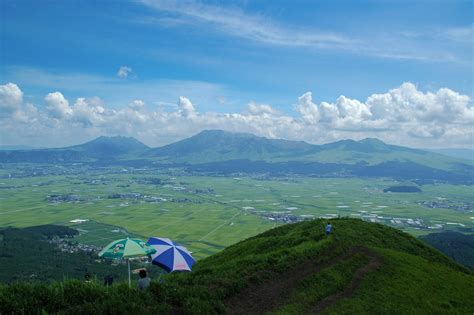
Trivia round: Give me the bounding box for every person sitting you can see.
[103,275,113,286]
[325,222,332,235]
[137,269,151,290]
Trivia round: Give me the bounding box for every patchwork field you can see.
[0,164,473,259]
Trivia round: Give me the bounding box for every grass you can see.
[1,218,473,314]
[324,248,474,314]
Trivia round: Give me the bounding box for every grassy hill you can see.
[1,218,473,314]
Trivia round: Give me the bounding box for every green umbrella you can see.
[98,238,156,288]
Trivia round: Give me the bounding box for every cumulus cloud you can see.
[367,82,473,124]
[295,92,319,124]
[247,101,280,116]
[129,99,145,110]
[117,66,132,79]
[0,82,472,149]
[45,92,72,118]
[71,97,107,127]
[0,83,40,126]
[0,83,23,113]
[177,96,196,117]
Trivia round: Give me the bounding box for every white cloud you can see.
[117,66,133,79]
[138,1,470,63]
[139,0,348,48]
[367,82,473,124]
[45,92,72,118]
[247,101,280,116]
[295,92,319,124]
[0,84,42,144]
[0,83,23,113]
[177,96,196,117]
[0,82,472,149]
[6,66,227,112]
[129,99,145,110]
[71,97,107,127]
[11,103,39,124]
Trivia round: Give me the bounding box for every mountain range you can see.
[1,130,473,183]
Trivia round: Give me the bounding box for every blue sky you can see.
[0,0,473,147]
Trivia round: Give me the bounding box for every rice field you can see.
[0,165,473,259]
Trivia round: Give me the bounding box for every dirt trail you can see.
[308,249,382,314]
[225,247,381,315]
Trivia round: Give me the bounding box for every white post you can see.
[128,259,131,288]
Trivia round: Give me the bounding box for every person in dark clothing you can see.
[104,275,113,286]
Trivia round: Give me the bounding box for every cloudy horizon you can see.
[1,0,472,149]
[1,81,472,150]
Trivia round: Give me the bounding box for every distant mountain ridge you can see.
[147,130,418,160]
[66,136,149,156]
[0,145,38,151]
[0,130,472,183]
[0,136,149,163]
[146,130,314,162]
[428,148,474,161]
[145,130,466,168]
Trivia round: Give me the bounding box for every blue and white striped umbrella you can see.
[147,237,196,273]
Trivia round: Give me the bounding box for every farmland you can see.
[0,164,473,259]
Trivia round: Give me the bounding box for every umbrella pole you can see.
[128,259,131,288]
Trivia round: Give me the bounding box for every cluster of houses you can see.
[46,194,81,203]
[108,193,166,202]
[250,210,315,224]
[107,192,197,204]
[418,199,473,213]
[48,236,102,255]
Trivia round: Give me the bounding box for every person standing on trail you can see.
[325,222,332,235]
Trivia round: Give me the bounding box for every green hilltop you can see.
[2,218,473,314]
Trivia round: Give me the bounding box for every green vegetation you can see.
[420,231,474,269]
[2,131,473,174]
[0,225,162,284]
[383,185,422,193]
[1,165,473,260]
[0,132,473,312]
[1,219,473,314]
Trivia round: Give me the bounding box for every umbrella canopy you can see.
[98,238,156,288]
[147,237,196,273]
[98,238,156,259]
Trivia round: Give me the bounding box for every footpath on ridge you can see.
[225,247,382,315]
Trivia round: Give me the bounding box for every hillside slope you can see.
[420,231,474,270]
[145,130,471,170]
[145,130,314,162]
[1,219,473,314]
[0,136,149,163]
[1,131,472,183]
